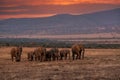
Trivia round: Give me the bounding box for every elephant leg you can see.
[43,55,46,61]
[42,56,43,62]
[54,57,56,61]
[76,54,79,60]
[15,57,17,62]
[11,56,14,61]
[40,56,43,62]
[82,52,84,59]
[78,50,81,59]
[48,57,50,61]
[53,57,55,61]
[35,55,39,61]
[31,55,33,61]
[56,57,58,61]
[55,56,56,61]
[19,55,21,61]
[48,55,50,61]
[51,57,53,61]
[28,55,29,60]
[61,54,64,60]
[53,56,55,61]
[65,55,67,60]
[40,56,42,62]
[35,56,37,61]
[15,57,19,62]
[60,56,62,60]
[79,53,81,59]
[67,53,70,60]
[45,57,47,61]
[64,56,66,60]
[41,56,43,62]
[49,56,51,61]
[72,53,75,60]
[42,56,44,61]
[40,56,42,61]
[50,58,52,61]
[65,53,69,59]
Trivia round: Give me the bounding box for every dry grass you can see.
[0,47,120,80]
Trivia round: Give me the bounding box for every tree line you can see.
[0,38,120,49]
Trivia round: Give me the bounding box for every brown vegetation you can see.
[0,47,120,80]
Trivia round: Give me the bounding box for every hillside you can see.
[0,8,120,38]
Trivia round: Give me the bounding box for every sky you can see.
[0,0,120,19]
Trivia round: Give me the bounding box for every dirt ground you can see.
[0,47,120,80]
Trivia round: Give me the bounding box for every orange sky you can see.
[25,0,120,5]
[0,0,120,19]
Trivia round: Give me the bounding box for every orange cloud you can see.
[0,0,120,19]
[0,14,54,19]
[2,0,119,6]
[24,0,120,5]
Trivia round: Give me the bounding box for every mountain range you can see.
[0,8,120,38]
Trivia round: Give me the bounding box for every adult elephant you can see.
[52,48,59,61]
[34,47,46,62]
[60,49,70,60]
[18,46,22,61]
[72,44,85,60]
[46,48,59,61]
[10,46,23,62]
[45,50,52,61]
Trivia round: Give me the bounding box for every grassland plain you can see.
[0,47,120,80]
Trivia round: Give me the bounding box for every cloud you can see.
[0,0,120,19]
[0,0,119,6]
[0,0,120,7]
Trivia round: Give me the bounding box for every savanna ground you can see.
[0,47,120,80]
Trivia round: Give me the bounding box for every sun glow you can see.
[0,0,119,19]
[27,0,120,5]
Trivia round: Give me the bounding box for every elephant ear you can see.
[75,44,80,51]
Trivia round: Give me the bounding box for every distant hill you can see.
[0,8,120,38]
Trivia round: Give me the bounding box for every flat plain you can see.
[0,47,120,80]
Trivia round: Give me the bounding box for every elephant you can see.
[27,51,34,61]
[45,50,52,61]
[34,47,46,62]
[60,49,70,60]
[72,44,85,60]
[18,46,22,60]
[51,48,59,61]
[46,48,59,61]
[10,46,23,62]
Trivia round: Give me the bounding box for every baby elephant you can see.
[60,49,70,60]
[27,51,34,61]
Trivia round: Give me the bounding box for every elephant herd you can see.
[10,44,85,62]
